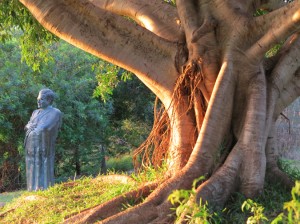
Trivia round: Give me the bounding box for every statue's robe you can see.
[24,106,62,191]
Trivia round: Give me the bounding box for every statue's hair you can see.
[39,88,55,104]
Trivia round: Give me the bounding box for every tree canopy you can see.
[0,35,109,189]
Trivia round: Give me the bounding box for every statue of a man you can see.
[24,88,62,191]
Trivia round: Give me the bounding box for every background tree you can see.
[107,77,154,157]
[42,41,113,178]
[2,0,300,223]
[0,32,154,190]
[0,35,111,190]
[0,35,34,191]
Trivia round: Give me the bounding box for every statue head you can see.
[37,88,55,109]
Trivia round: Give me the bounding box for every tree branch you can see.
[263,34,300,119]
[269,34,300,93]
[263,34,299,72]
[247,1,300,59]
[176,0,200,43]
[264,34,300,142]
[19,0,179,101]
[89,0,183,42]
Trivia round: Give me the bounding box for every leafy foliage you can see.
[93,63,132,102]
[0,0,58,71]
[0,35,111,190]
[272,181,300,224]
[111,77,154,122]
[168,178,300,224]
[40,41,113,178]
[0,2,155,185]
[0,37,38,191]
[240,181,300,224]
[0,29,155,189]
[105,76,155,158]
[242,199,268,223]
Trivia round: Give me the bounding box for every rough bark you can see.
[19,0,300,223]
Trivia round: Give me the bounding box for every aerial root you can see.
[64,182,159,224]
[101,198,173,224]
[148,201,175,224]
[195,163,239,208]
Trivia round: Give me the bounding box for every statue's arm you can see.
[24,110,38,132]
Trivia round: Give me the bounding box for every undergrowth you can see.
[167,158,300,224]
[168,180,299,224]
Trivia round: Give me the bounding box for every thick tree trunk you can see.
[19,0,300,223]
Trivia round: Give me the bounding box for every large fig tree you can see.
[17,0,299,223]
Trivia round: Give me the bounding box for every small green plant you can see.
[272,181,300,224]
[168,176,221,224]
[241,199,268,224]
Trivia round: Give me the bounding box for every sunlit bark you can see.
[89,0,183,42]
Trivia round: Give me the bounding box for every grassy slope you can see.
[0,176,137,223]
[0,160,299,223]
